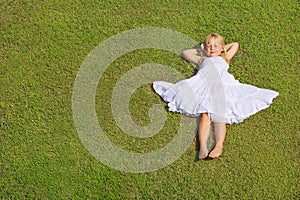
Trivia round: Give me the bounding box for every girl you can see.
[153,33,279,159]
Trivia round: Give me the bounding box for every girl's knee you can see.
[200,113,210,121]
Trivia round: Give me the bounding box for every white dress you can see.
[153,56,279,124]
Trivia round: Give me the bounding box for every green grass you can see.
[1,0,299,199]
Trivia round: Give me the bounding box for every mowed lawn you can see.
[1,0,299,199]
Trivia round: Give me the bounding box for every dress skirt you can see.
[153,56,279,124]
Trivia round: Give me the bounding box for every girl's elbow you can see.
[234,42,239,48]
[181,50,190,59]
[181,49,189,57]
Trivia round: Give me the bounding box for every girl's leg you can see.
[209,122,226,158]
[198,113,211,159]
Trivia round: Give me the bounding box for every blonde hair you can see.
[203,33,229,64]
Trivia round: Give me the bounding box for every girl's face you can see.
[205,38,224,57]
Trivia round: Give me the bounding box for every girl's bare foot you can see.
[199,146,208,159]
[208,145,223,158]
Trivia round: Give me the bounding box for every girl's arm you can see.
[182,42,239,64]
[181,48,205,65]
[224,42,239,61]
